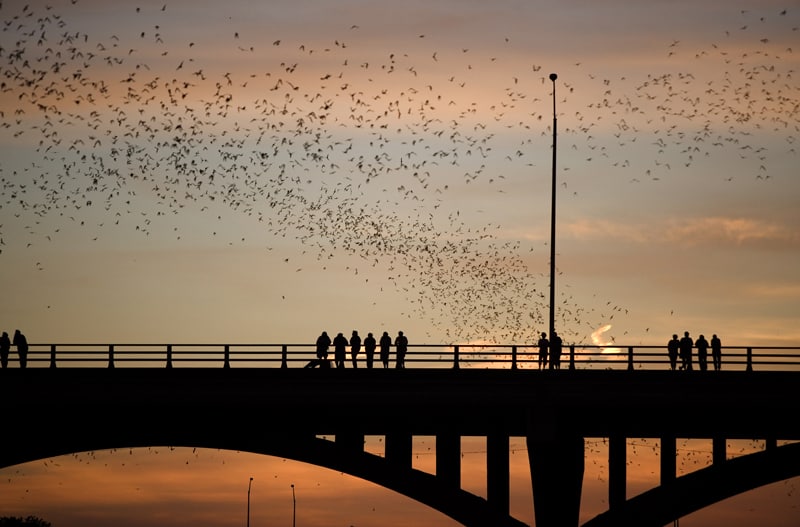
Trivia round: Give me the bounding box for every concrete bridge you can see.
[1,361,798,527]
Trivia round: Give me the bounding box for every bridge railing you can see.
[3,344,800,371]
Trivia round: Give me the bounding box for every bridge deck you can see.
[3,368,798,441]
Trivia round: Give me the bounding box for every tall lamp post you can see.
[291,484,296,527]
[548,73,558,341]
[247,477,253,527]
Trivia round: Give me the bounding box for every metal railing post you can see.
[453,345,460,369]
[166,344,173,368]
[50,344,57,368]
[511,345,517,370]
[627,347,634,371]
[224,345,230,369]
[569,344,575,370]
[746,347,753,372]
[108,344,115,368]
[281,345,288,368]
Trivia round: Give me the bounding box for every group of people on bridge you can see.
[0,329,28,369]
[309,330,408,369]
[535,331,564,370]
[668,331,722,371]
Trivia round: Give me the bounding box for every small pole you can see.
[247,477,253,527]
[291,484,296,527]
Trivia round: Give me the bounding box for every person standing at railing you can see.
[350,330,362,368]
[711,334,722,371]
[679,331,693,371]
[363,332,377,369]
[333,332,348,369]
[667,334,680,371]
[13,329,28,369]
[379,331,392,368]
[695,334,710,371]
[394,331,408,369]
[312,331,332,368]
[537,332,549,370]
[0,331,10,369]
[549,332,562,370]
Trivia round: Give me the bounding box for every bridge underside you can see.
[2,368,799,527]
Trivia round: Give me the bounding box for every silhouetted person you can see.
[379,331,392,368]
[537,332,549,370]
[549,331,562,370]
[13,329,28,369]
[333,332,348,368]
[695,334,709,371]
[308,330,331,368]
[394,331,408,368]
[349,330,362,368]
[0,331,10,369]
[679,331,693,371]
[363,332,377,369]
[667,334,680,370]
[711,334,722,371]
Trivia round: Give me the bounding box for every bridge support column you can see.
[713,436,726,466]
[386,432,412,470]
[609,434,626,509]
[436,432,460,488]
[661,435,676,485]
[487,432,509,515]
[336,432,364,453]
[527,414,584,527]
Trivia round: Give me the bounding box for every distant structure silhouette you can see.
[12,330,28,369]
[679,331,693,370]
[711,334,722,371]
[350,330,362,368]
[394,331,408,369]
[0,331,10,368]
[667,334,680,370]
[379,331,392,368]
[333,332,348,368]
[537,332,549,370]
[695,334,710,371]
[363,332,376,369]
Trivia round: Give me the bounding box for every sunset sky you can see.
[0,0,798,525]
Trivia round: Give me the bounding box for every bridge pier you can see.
[436,432,461,488]
[487,432,510,515]
[386,431,413,470]
[526,412,584,527]
[661,435,676,485]
[609,434,626,509]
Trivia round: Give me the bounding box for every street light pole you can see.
[548,73,558,342]
[247,477,253,527]
[291,484,296,527]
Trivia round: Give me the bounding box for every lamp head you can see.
[549,73,557,82]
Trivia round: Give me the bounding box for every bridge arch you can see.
[0,435,529,527]
[583,441,800,527]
